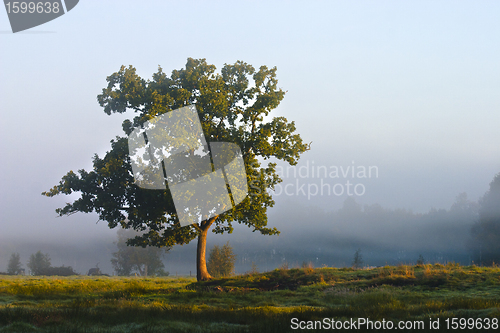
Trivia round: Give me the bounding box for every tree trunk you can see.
[196,216,216,281]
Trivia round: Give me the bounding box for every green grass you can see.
[0,264,499,332]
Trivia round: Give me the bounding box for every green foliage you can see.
[207,242,236,278]
[42,58,309,250]
[352,248,363,269]
[111,229,169,276]
[27,251,51,276]
[7,253,22,275]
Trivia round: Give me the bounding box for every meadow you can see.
[0,263,499,332]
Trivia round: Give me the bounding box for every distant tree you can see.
[352,248,363,269]
[416,254,425,265]
[7,253,22,275]
[27,251,51,275]
[207,242,236,278]
[248,262,259,275]
[470,173,500,265]
[111,229,168,276]
[450,192,479,219]
[338,197,363,218]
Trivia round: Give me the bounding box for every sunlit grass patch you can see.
[1,265,499,332]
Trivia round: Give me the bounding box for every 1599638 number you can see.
[445,318,498,330]
[5,2,60,14]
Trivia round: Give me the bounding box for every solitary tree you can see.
[111,229,168,276]
[352,248,363,269]
[7,253,22,275]
[207,241,236,278]
[42,58,309,280]
[27,251,51,275]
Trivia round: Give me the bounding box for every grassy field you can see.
[0,263,499,332]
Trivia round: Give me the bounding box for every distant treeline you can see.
[228,174,499,271]
[4,251,78,276]
[3,230,169,277]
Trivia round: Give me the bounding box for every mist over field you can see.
[0,191,483,275]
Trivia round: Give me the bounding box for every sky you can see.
[1,0,499,248]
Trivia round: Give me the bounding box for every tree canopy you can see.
[43,58,309,280]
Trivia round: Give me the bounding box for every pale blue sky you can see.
[1,1,499,241]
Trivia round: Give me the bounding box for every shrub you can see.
[247,262,259,275]
[39,266,78,276]
[301,261,314,274]
[207,242,236,278]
